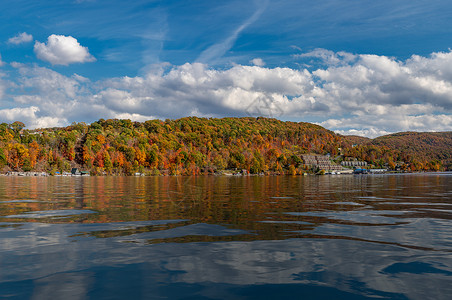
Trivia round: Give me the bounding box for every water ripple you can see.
[3,209,97,219]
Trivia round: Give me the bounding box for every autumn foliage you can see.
[0,118,450,175]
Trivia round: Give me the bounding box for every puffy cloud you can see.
[98,63,315,119]
[0,106,39,121]
[311,51,452,111]
[321,113,452,138]
[6,64,96,128]
[98,51,452,136]
[0,106,66,128]
[31,116,68,129]
[250,58,265,66]
[96,51,452,132]
[3,49,452,136]
[113,113,156,122]
[34,35,96,65]
[7,32,33,45]
[12,63,81,100]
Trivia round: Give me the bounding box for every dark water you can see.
[0,174,451,299]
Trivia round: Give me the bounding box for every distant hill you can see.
[341,135,371,146]
[373,132,452,168]
[0,118,450,174]
[343,131,452,170]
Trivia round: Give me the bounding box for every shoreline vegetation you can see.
[0,117,450,176]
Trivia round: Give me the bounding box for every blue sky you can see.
[1,0,451,137]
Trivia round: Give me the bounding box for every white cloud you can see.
[98,63,314,119]
[322,113,452,138]
[310,51,452,111]
[0,106,39,121]
[72,73,90,83]
[0,106,66,128]
[295,48,357,66]
[13,64,81,100]
[97,88,144,112]
[34,35,96,65]
[113,113,156,122]
[0,53,4,67]
[6,64,95,128]
[334,128,392,138]
[31,116,68,129]
[250,58,265,66]
[7,32,33,45]
[97,51,452,136]
[3,49,452,136]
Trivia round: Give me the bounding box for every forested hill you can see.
[369,132,452,169]
[0,118,450,175]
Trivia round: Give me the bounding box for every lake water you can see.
[0,173,451,299]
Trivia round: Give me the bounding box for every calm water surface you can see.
[0,174,451,299]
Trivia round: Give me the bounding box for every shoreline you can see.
[1,170,447,177]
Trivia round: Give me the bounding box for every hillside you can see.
[372,132,452,169]
[343,131,452,170]
[341,135,371,146]
[0,118,450,175]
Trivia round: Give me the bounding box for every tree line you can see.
[0,118,449,175]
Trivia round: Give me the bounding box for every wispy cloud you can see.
[139,8,168,66]
[196,0,269,64]
[295,48,357,66]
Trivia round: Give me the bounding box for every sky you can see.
[0,0,452,138]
